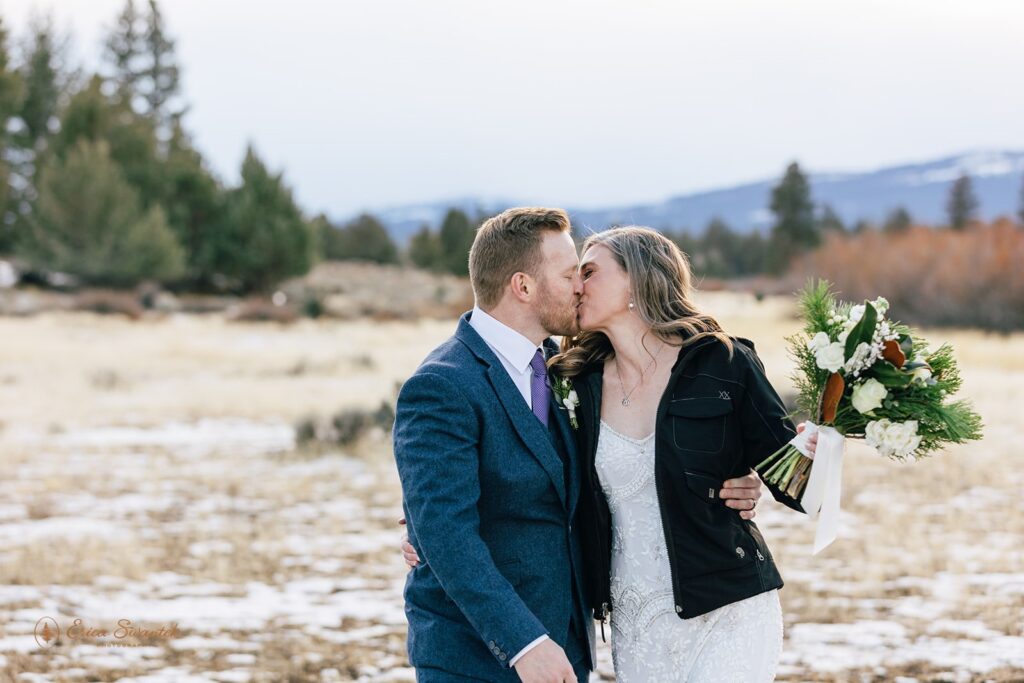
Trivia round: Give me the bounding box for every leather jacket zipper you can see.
[653,336,719,618]
[654,458,682,616]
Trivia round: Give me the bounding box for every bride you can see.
[549,226,813,682]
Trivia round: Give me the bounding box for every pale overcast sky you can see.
[2,0,1022,217]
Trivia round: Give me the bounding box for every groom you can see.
[392,207,763,682]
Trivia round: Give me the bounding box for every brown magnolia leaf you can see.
[822,372,845,423]
[882,339,906,368]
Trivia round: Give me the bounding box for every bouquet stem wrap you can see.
[791,422,846,554]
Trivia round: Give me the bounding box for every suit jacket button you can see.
[488,641,495,648]
[499,653,507,661]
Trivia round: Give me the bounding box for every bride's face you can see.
[577,244,632,332]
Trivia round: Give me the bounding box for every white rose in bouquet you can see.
[865,418,923,459]
[815,342,846,372]
[889,419,922,456]
[851,378,887,414]
[808,331,831,353]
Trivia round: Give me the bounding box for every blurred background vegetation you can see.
[0,1,1021,331]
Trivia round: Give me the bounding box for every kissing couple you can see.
[393,207,817,682]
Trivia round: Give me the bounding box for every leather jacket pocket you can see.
[676,470,755,576]
[683,469,724,504]
[668,396,732,454]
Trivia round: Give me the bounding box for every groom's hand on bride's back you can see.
[513,639,576,683]
[719,471,764,520]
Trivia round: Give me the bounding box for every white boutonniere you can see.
[552,375,580,429]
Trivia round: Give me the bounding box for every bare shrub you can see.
[230,298,300,323]
[73,290,145,319]
[294,400,397,450]
[795,219,1024,331]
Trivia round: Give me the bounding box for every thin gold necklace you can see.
[615,343,665,407]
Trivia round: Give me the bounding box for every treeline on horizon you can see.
[320,167,1024,331]
[339,161,1024,280]
[0,0,1020,330]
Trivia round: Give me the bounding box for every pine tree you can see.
[1017,174,1024,227]
[946,173,979,230]
[667,230,700,264]
[736,231,767,275]
[102,0,184,134]
[0,18,23,253]
[16,15,60,150]
[438,208,474,276]
[162,121,226,285]
[202,144,314,292]
[883,207,912,234]
[54,75,164,209]
[699,217,738,278]
[409,225,443,271]
[18,138,184,285]
[766,162,818,275]
[817,204,846,233]
[315,214,343,262]
[103,0,144,102]
[52,77,109,152]
[141,0,184,133]
[325,213,398,264]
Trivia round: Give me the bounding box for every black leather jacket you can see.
[573,334,805,630]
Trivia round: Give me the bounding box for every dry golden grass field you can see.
[0,290,1021,682]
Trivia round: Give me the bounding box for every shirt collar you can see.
[469,305,543,374]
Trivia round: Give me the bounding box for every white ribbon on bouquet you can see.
[787,422,846,554]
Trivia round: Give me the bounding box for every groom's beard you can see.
[537,287,580,338]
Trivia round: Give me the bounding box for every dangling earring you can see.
[628,298,635,311]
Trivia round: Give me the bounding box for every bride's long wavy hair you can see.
[550,226,734,378]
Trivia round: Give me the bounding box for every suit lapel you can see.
[485,364,568,507]
[455,314,568,507]
[549,388,579,517]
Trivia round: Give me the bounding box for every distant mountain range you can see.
[354,149,1024,243]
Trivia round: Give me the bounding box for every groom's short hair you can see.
[469,207,572,309]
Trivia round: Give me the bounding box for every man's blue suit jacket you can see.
[393,312,595,679]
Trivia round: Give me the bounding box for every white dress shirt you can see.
[468,306,546,412]
[467,306,551,666]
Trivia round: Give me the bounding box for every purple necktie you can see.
[530,349,551,427]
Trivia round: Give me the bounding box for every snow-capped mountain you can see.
[358,150,1024,242]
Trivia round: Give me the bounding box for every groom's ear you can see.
[509,272,535,303]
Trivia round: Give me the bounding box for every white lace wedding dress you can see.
[594,420,784,682]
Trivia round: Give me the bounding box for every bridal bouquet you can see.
[755,280,982,552]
